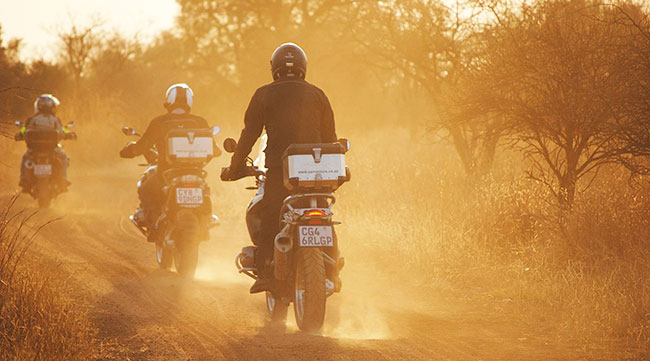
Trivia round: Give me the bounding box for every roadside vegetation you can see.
[0,0,649,358]
[0,195,94,361]
[340,130,650,357]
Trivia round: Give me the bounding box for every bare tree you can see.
[469,0,642,206]
[57,21,102,91]
[353,0,505,178]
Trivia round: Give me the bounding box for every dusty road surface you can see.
[7,166,587,361]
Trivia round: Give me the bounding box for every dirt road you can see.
[10,168,584,361]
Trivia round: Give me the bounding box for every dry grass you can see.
[336,127,650,357]
[0,195,94,361]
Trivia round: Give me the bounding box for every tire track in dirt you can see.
[2,172,586,360]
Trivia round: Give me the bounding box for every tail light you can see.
[305,210,327,225]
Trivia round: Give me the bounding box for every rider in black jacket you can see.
[223,43,337,293]
[120,84,217,241]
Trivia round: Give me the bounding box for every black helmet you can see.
[270,42,307,80]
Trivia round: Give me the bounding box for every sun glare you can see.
[0,0,179,61]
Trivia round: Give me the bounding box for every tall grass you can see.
[338,128,650,356]
[0,195,94,360]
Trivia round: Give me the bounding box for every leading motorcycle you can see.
[223,135,350,332]
[121,125,221,278]
[14,121,77,208]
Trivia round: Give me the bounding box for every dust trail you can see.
[324,298,392,340]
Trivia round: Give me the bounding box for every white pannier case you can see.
[282,143,350,191]
[166,128,214,163]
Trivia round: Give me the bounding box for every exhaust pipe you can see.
[273,225,293,280]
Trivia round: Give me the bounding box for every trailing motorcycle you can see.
[223,135,350,332]
[14,120,77,208]
[121,125,221,278]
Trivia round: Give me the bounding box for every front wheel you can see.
[293,248,326,332]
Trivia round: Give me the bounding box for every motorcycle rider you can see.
[221,43,337,293]
[119,83,219,241]
[17,94,73,192]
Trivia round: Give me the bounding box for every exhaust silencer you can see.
[273,225,293,280]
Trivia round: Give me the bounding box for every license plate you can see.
[34,164,52,176]
[176,188,203,204]
[298,226,334,247]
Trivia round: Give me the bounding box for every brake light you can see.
[306,210,326,217]
[305,210,326,225]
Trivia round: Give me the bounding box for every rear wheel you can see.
[266,291,289,323]
[172,211,200,278]
[293,248,326,332]
[174,241,199,278]
[155,243,173,270]
[36,179,51,208]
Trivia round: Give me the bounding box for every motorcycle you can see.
[223,135,351,332]
[121,125,221,278]
[14,120,77,208]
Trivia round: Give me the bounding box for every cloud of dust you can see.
[323,298,392,340]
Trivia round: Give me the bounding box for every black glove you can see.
[220,167,232,181]
[120,142,137,158]
[14,133,23,141]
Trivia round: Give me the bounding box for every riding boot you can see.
[250,258,272,294]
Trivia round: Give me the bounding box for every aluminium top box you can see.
[282,142,348,191]
[165,128,214,164]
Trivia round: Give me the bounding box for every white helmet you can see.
[34,94,60,114]
[164,83,194,113]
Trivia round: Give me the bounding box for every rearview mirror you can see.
[212,126,221,136]
[65,121,77,128]
[122,126,135,136]
[223,138,237,153]
[14,121,22,127]
[338,138,350,152]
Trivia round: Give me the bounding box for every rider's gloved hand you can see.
[220,167,232,181]
[14,133,23,141]
[120,142,137,158]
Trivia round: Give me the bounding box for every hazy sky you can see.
[0,0,180,61]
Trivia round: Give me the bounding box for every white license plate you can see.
[298,226,334,247]
[176,188,203,204]
[34,164,52,176]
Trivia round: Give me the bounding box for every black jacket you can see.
[124,112,213,168]
[230,78,337,172]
